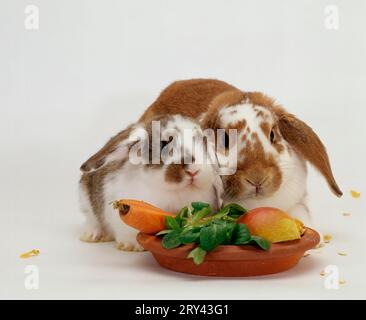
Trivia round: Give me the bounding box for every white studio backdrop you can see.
[0,0,365,299]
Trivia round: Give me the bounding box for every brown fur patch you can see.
[273,106,342,197]
[222,174,243,199]
[260,121,271,137]
[256,110,264,118]
[201,90,245,130]
[230,132,282,198]
[273,142,285,153]
[165,165,184,184]
[227,119,246,131]
[245,92,276,109]
[271,126,285,153]
[140,79,238,123]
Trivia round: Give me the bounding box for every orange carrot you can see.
[113,199,175,234]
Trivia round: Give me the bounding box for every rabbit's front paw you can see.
[115,241,145,252]
[80,225,114,243]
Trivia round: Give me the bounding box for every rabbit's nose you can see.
[245,176,268,187]
[185,169,199,177]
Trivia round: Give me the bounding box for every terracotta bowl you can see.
[137,228,320,277]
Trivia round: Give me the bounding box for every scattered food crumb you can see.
[350,190,361,198]
[20,249,40,259]
[320,270,325,276]
[342,212,352,216]
[338,252,347,256]
[339,280,346,285]
[323,234,332,243]
[315,243,325,249]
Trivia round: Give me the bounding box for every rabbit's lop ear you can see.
[213,174,224,211]
[80,126,135,173]
[274,107,342,197]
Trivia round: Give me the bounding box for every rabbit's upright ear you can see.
[273,107,342,197]
[80,125,135,173]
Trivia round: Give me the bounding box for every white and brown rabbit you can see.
[81,79,342,230]
[79,114,223,251]
[200,89,342,227]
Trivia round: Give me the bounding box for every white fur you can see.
[230,150,310,224]
[220,103,275,154]
[80,115,222,251]
[79,183,113,242]
[102,162,218,250]
[218,103,312,226]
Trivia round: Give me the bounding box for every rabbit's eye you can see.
[270,130,275,143]
[161,136,174,150]
[224,132,230,149]
[161,140,169,150]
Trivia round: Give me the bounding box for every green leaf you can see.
[165,216,180,230]
[174,216,182,228]
[162,229,182,249]
[212,219,226,225]
[250,236,271,251]
[190,207,211,225]
[178,229,200,244]
[232,224,251,245]
[191,202,210,212]
[223,222,237,244]
[200,223,226,251]
[187,247,207,265]
[222,203,247,217]
[222,216,237,222]
[185,207,193,219]
[155,229,172,237]
[175,207,190,227]
[210,206,230,221]
[210,220,236,244]
[161,202,269,266]
[178,206,189,217]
